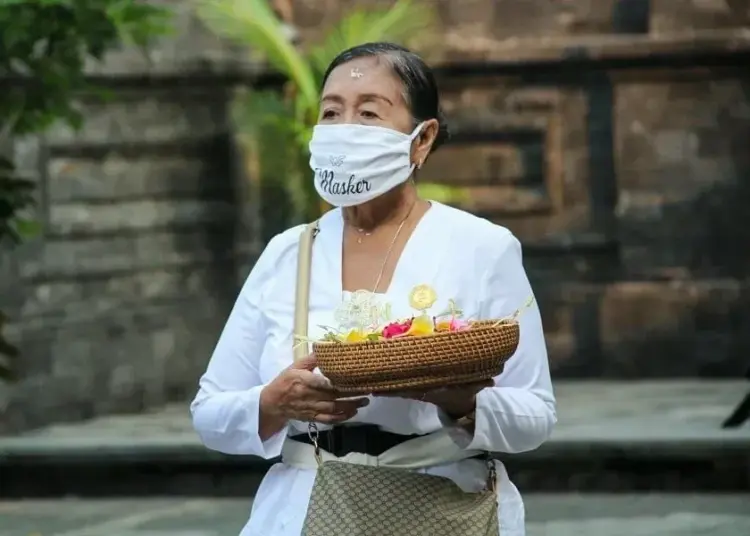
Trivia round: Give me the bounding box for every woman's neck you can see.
[343,183,419,231]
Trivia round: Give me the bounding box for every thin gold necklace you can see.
[368,199,417,293]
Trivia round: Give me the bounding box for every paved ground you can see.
[2,381,748,457]
[2,494,749,536]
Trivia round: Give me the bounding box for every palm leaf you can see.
[417,183,469,205]
[195,0,317,111]
[231,88,316,232]
[231,88,294,139]
[361,0,434,45]
[231,88,299,190]
[307,0,435,80]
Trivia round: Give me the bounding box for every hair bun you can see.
[432,109,451,152]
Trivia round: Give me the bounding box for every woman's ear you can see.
[411,118,439,169]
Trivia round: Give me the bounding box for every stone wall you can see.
[291,0,750,377]
[616,76,750,279]
[2,0,749,433]
[0,4,261,433]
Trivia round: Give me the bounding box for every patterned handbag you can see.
[302,459,498,536]
[292,222,499,536]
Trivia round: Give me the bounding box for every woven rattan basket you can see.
[313,320,520,393]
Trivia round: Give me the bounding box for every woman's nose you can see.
[335,110,358,124]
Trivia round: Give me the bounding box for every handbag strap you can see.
[293,220,320,362]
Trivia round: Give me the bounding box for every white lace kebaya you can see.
[190,201,557,536]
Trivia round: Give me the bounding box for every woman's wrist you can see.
[258,384,288,441]
[443,394,477,421]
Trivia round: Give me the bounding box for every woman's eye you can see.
[321,109,337,119]
[360,110,379,119]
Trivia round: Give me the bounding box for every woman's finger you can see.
[304,398,368,416]
[299,371,335,391]
[301,387,339,402]
[301,387,369,405]
[439,381,494,394]
[314,411,359,424]
[334,396,370,405]
[303,404,360,423]
[372,380,493,400]
[290,354,318,371]
[373,390,421,398]
[332,398,369,412]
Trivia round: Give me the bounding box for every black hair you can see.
[321,42,451,153]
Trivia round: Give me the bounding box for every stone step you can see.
[0,381,747,497]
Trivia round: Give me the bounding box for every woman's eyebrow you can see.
[321,93,394,106]
[359,93,393,106]
[320,94,344,104]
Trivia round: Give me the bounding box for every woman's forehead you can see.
[321,56,406,105]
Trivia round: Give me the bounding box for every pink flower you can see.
[449,318,470,331]
[382,319,413,339]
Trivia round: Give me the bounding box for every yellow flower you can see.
[435,320,452,332]
[406,315,435,337]
[344,329,368,343]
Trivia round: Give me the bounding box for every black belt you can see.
[290,425,422,457]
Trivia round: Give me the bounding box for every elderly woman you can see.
[191,42,556,536]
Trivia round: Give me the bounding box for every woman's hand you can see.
[375,380,493,419]
[259,355,369,438]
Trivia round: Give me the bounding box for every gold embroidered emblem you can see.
[408,284,437,312]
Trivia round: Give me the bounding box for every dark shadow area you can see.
[612,0,651,35]
[2,444,748,498]
[584,72,618,238]
[189,130,239,301]
[259,177,295,243]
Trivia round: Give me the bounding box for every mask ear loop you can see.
[410,121,426,140]
[409,121,427,171]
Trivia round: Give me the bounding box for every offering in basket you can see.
[308,284,532,394]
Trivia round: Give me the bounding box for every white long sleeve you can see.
[190,232,296,458]
[465,230,557,454]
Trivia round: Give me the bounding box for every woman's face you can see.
[318,56,438,166]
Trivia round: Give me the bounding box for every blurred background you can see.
[0,0,749,535]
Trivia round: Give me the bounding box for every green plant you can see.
[197,0,455,239]
[0,0,172,380]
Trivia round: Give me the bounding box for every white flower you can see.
[334,290,389,330]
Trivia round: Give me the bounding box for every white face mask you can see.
[309,122,424,207]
